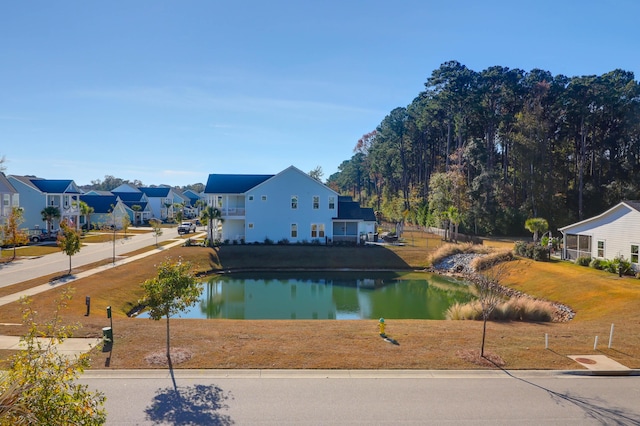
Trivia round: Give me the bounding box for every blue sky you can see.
[2,1,639,187]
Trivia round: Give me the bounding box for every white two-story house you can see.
[204,166,376,244]
[7,175,81,230]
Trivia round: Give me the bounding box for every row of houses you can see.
[1,166,377,245]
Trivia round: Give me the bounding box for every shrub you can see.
[531,244,549,261]
[513,241,528,257]
[606,256,633,275]
[277,238,290,245]
[263,237,274,245]
[514,241,549,261]
[589,258,605,270]
[575,256,591,266]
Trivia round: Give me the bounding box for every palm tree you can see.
[524,217,549,242]
[40,206,61,233]
[173,203,184,224]
[79,201,94,231]
[200,205,224,245]
[446,206,461,243]
[131,204,142,225]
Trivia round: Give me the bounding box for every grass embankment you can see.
[0,229,638,370]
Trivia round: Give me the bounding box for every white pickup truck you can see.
[177,222,197,234]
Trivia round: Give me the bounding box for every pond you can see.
[138,272,474,320]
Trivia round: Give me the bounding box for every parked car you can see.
[177,222,196,234]
[28,229,58,243]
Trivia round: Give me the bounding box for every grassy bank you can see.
[0,229,638,370]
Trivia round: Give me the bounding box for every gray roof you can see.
[205,174,273,194]
[335,200,376,221]
[625,200,640,212]
[0,172,17,194]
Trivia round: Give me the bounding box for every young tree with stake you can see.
[142,259,202,367]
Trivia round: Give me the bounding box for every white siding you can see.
[562,204,640,263]
[245,167,337,244]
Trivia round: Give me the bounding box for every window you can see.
[311,223,325,238]
[291,195,298,209]
[261,195,267,201]
[248,195,254,201]
[328,196,335,210]
[248,223,254,229]
[2,194,8,207]
[632,244,639,263]
[597,240,605,258]
[291,223,297,238]
[312,196,319,209]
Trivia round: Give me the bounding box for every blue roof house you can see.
[204,165,376,244]
[110,190,152,225]
[79,195,129,230]
[138,186,176,221]
[7,175,82,231]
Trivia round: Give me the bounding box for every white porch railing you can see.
[221,207,246,216]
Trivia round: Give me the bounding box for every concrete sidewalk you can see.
[0,335,102,358]
[0,234,203,359]
[0,235,200,307]
[568,354,633,375]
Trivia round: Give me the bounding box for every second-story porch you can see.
[208,194,246,218]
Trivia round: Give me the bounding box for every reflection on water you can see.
[138,272,474,320]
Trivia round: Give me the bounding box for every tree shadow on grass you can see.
[145,383,234,425]
[486,357,640,425]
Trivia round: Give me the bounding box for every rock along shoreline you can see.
[429,253,575,322]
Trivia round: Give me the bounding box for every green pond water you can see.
[139,272,474,320]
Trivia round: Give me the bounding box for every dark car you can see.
[28,229,58,243]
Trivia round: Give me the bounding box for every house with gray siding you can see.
[7,175,81,231]
[559,200,640,270]
[0,172,19,227]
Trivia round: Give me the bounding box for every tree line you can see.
[327,60,640,236]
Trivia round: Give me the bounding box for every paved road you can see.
[0,227,191,288]
[81,370,640,425]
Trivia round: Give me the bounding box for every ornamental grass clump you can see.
[497,297,554,322]
[471,249,514,271]
[445,301,482,320]
[446,297,555,322]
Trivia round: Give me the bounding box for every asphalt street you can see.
[0,227,185,288]
[81,369,640,425]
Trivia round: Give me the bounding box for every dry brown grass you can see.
[0,232,639,371]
